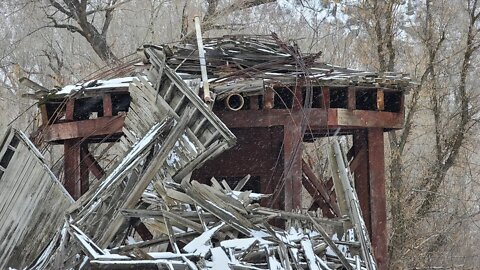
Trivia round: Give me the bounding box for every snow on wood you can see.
[0,128,73,270]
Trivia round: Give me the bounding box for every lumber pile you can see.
[31,173,375,270]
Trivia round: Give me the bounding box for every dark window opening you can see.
[74,97,103,120]
[384,91,402,112]
[111,93,132,115]
[329,87,348,108]
[45,102,64,123]
[273,87,294,109]
[10,135,20,148]
[0,149,15,169]
[356,89,377,110]
[310,87,325,108]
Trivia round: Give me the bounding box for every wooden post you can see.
[283,122,302,211]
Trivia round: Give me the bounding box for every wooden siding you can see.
[0,128,74,269]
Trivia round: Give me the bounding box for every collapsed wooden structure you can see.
[3,34,409,269]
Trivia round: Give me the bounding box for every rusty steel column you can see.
[367,128,388,269]
[352,130,371,235]
[283,122,303,211]
[63,98,81,199]
[80,144,90,195]
[64,139,81,200]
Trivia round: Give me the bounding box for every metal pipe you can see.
[194,16,212,104]
[224,93,245,111]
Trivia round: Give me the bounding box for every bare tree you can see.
[42,0,131,64]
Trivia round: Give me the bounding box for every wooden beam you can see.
[43,115,125,142]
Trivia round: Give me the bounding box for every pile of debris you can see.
[32,173,374,270]
[1,36,380,269]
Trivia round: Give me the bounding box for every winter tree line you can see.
[0,0,479,268]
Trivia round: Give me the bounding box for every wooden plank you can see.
[43,116,125,142]
[0,132,73,269]
[307,214,353,270]
[330,140,377,270]
[98,108,196,247]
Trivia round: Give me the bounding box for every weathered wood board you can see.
[0,128,74,269]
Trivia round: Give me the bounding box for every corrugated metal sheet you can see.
[0,128,74,269]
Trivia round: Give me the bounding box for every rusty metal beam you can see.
[215,108,403,130]
[43,115,125,142]
[347,87,356,110]
[103,93,113,116]
[321,86,330,109]
[301,160,340,217]
[367,128,388,269]
[80,144,90,195]
[352,131,371,235]
[82,146,106,181]
[302,176,336,217]
[64,139,81,200]
[283,122,302,211]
